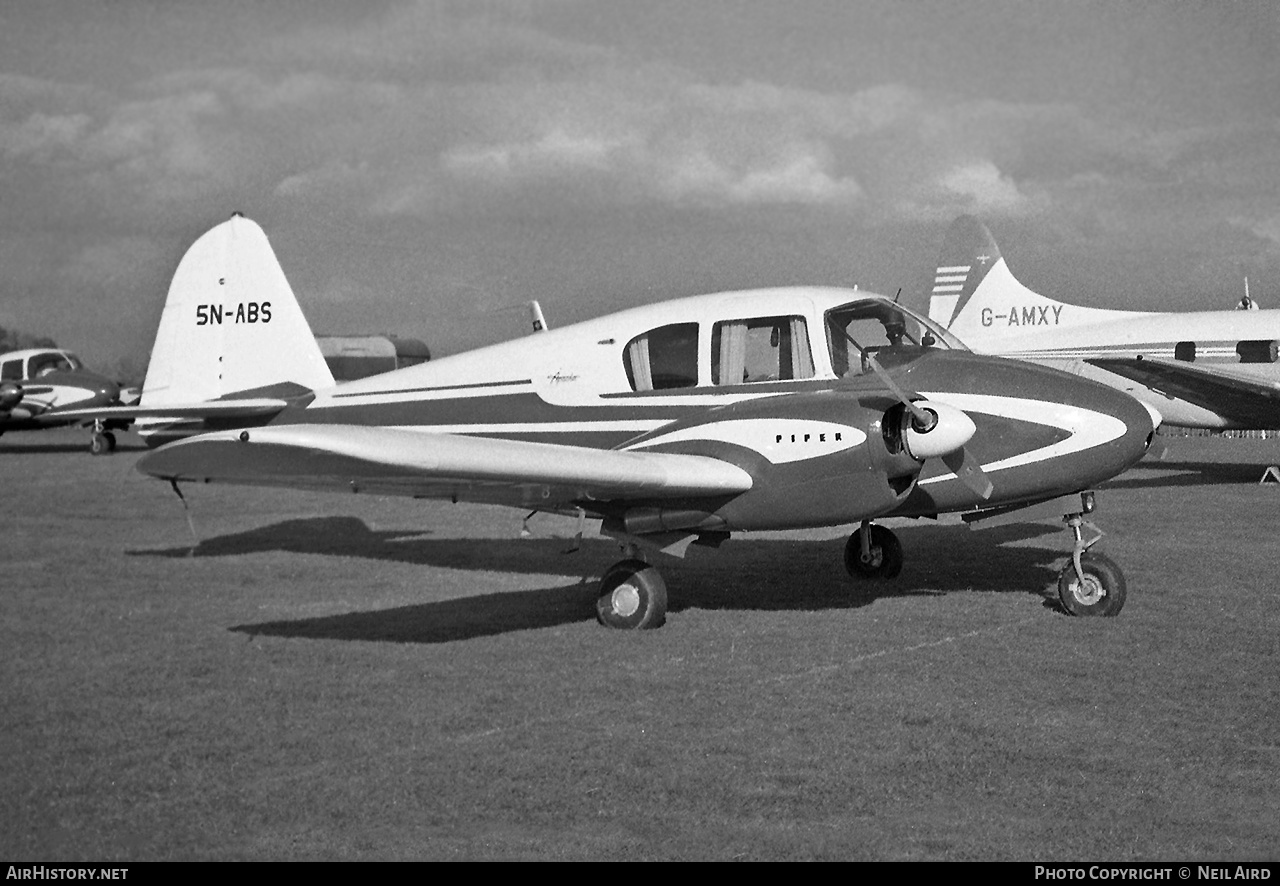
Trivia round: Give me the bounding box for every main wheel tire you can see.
[90,432,110,456]
[596,559,667,630]
[1058,551,1127,617]
[103,431,117,452]
[844,525,903,579]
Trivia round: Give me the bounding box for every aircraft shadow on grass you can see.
[132,516,1071,643]
[1105,457,1279,490]
[0,439,148,455]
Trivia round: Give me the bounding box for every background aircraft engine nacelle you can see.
[0,382,22,412]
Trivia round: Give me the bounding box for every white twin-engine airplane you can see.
[70,213,1158,628]
[925,215,1280,430]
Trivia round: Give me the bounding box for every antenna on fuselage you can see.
[490,300,550,334]
[528,300,548,333]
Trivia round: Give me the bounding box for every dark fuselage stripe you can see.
[329,379,533,399]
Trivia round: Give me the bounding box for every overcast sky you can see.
[4,0,1280,370]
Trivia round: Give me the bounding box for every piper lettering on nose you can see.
[776,431,844,444]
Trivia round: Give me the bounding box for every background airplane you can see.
[0,347,128,453]
[921,215,1280,430]
[77,213,1157,627]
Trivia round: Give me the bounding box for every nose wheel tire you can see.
[596,559,667,630]
[1057,551,1126,617]
[844,524,903,579]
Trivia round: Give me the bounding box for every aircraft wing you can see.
[1087,357,1280,427]
[137,424,754,510]
[51,398,290,421]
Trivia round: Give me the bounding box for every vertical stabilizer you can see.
[925,215,1147,346]
[142,213,334,405]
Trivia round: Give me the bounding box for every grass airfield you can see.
[2,428,1277,860]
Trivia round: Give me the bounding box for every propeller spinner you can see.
[866,352,994,500]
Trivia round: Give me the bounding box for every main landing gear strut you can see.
[841,492,1127,617]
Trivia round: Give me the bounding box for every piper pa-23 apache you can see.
[0,348,127,453]
[73,213,1159,628]
[924,215,1280,430]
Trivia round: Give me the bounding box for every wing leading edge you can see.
[137,424,754,509]
[1087,357,1280,428]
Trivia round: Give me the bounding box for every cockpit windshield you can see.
[29,351,82,378]
[824,298,966,378]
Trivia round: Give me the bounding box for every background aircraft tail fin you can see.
[142,213,335,406]
[925,215,1136,345]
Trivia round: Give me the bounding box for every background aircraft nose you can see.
[98,379,121,402]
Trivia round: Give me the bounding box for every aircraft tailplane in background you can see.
[921,215,1280,430]
[59,213,336,445]
[924,215,1153,344]
[142,212,334,406]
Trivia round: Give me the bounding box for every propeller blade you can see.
[864,352,935,431]
[941,446,994,500]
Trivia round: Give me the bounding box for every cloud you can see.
[0,111,92,160]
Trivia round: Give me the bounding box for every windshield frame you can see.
[823,297,967,378]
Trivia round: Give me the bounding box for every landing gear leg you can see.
[596,549,667,629]
[1057,507,1126,617]
[90,419,116,456]
[844,521,903,580]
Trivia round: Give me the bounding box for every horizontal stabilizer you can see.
[138,424,754,508]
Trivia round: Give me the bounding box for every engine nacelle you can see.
[0,381,22,412]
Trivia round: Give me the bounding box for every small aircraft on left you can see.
[66,213,1160,627]
[0,348,129,453]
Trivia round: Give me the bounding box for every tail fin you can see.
[142,213,334,405]
[925,215,1145,346]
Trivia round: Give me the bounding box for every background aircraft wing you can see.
[52,398,291,421]
[137,424,754,510]
[1088,357,1280,426]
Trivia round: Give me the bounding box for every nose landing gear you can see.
[1057,507,1126,617]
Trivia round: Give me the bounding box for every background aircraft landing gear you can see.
[844,521,903,580]
[1057,507,1126,616]
[596,558,667,629]
[90,430,116,455]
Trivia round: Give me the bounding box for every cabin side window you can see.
[1236,340,1279,364]
[1,360,20,381]
[711,316,813,385]
[624,322,699,391]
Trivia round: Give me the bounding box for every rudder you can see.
[142,213,334,406]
